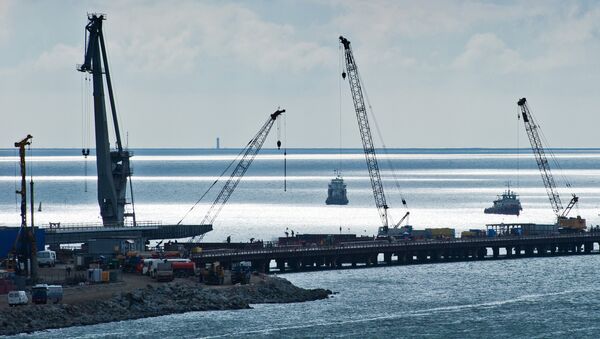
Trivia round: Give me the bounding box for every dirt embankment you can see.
[0,276,331,336]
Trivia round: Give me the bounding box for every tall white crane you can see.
[517,98,584,231]
[339,36,408,235]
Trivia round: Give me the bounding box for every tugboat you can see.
[326,171,349,205]
[484,185,523,216]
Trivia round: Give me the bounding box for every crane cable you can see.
[529,108,576,204]
[283,113,287,192]
[355,64,409,225]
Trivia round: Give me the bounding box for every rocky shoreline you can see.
[0,277,331,336]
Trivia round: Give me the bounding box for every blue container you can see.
[0,227,45,258]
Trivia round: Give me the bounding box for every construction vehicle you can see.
[200,109,285,226]
[155,262,174,282]
[10,135,38,281]
[201,262,224,285]
[78,13,135,226]
[517,98,585,232]
[180,109,285,240]
[172,261,196,278]
[339,35,409,238]
[231,261,252,285]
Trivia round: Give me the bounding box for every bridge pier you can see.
[525,246,534,257]
[477,247,486,259]
[492,247,499,258]
[384,252,393,265]
[276,259,285,272]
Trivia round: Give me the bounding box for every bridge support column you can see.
[585,242,593,253]
[492,247,499,258]
[384,253,393,265]
[276,259,285,272]
[506,247,513,258]
[525,246,534,257]
[477,247,486,259]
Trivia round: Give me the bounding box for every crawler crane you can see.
[339,36,408,237]
[518,98,585,232]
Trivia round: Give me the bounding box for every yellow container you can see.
[102,271,110,283]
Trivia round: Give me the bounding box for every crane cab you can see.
[557,216,586,233]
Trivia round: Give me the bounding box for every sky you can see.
[0,0,599,149]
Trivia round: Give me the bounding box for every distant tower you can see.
[216,137,220,149]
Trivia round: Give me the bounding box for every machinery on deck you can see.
[517,98,585,232]
[11,135,38,280]
[78,14,134,226]
[339,36,408,237]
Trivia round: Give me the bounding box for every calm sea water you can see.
[3,148,600,338]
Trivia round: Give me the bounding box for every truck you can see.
[32,284,63,304]
[155,262,174,282]
[7,291,28,306]
[231,261,252,285]
[37,250,56,267]
[202,262,224,285]
[172,261,195,278]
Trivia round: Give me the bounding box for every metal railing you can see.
[44,220,164,232]
[191,233,600,259]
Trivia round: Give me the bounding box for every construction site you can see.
[1,13,600,336]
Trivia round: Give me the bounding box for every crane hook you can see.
[277,140,281,150]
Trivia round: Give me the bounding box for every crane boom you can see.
[78,14,132,226]
[518,98,580,222]
[517,98,563,215]
[201,109,285,225]
[339,36,389,231]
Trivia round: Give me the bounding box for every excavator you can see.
[518,98,585,232]
[339,36,409,238]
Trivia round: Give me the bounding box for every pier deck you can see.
[44,223,212,245]
[191,233,600,273]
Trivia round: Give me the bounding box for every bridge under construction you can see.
[191,232,600,273]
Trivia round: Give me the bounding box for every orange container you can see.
[102,271,110,283]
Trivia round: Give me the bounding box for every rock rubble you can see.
[0,277,331,336]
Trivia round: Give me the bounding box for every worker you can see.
[226,235,231,244]
[291,230,294,237]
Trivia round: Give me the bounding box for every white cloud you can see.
[0,1,12,43]
[100,2,336,73]
[0,43,81,77]
[453,33,524,73]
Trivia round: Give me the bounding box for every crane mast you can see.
[201,109,285,225]
[518,98,581,227]
[339,36,389,231]
[78,14,132,226]
[517,98,563,215]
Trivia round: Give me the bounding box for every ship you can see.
[484,187,523,216]
[326,173,349,205]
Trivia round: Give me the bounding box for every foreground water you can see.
[2,148,600,337]
[12,255,600,338]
